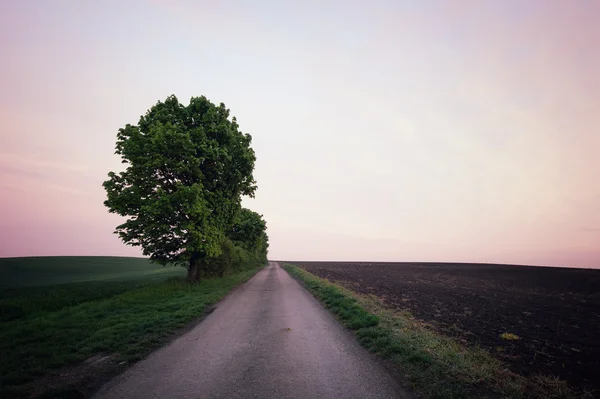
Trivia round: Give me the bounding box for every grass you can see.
[0,280,160,322]
[0,257,262,398]
[0,256,185,289]
[500,332,521,341]
[283,264,579,399]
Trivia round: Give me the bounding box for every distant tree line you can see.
[103,95,268,281]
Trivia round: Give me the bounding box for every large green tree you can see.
[103,95,256,281]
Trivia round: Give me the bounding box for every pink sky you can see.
[1,1,599,268]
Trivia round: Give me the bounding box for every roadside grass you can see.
[283,264,580,399]
[0,267,261,398]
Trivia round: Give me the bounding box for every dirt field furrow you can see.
[291,261,600,394]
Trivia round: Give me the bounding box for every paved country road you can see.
[94,262,412,399]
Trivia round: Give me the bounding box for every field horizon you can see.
[2,255,597,271]
[278,259,599,270]
[0,256,184,289]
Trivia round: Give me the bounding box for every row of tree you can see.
[103,95,268,281]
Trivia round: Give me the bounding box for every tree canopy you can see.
[228,208,269,262]
[103,95,267,281]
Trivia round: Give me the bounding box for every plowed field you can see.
[291,261,600,394]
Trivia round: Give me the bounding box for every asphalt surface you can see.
[94,262,412,399]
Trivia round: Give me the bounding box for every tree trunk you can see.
[187,254,200,282]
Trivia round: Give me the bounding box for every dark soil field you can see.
[290,261,600,395]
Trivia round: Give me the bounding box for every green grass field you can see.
[0,256,185,289]
[0,256,261,398]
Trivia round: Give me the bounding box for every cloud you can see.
[0,176,92,196]
[0,153,89,173]
[0,153,94,196]
[0,163,45,180]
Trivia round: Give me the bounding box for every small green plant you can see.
[500,332,521,341]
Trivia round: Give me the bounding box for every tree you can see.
[103,95,257,281]
[228,208,269,262]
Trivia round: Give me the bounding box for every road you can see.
[94,262,412,399]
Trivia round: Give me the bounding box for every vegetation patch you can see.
[283,264,582,399]
[0,266,261,398]
[500,332,521,341]
[0,256,184,289]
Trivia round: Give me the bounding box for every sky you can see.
[1,1,599,268]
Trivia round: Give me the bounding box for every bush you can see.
[200,238,265,278]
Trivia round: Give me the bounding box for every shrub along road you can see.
[94,263,412,399]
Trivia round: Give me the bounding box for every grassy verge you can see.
[283,264,579,399]
[0,267,261,398]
